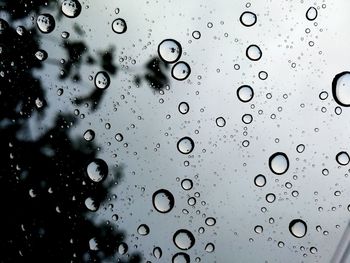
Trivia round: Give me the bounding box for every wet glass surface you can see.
[1,0,350,262]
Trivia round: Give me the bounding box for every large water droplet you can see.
[137,224,150,236]
[173,229,195,250]
[158,39,182,63]
[177,137,194,154]
[172,61,191,81]
[36,14,55,34]
[61,0,82,18]
[112,18,127,34]
[332,72,350,107]
[94,71,110,89]
[172,252,190,263]
[254,174,266,187]
[289,219,307,238]
[269,152,289,175]
[336,151,350,165]
[237,85,254,102]
[152,189,175,213]
[240,11,257,27]
[246,44,262,61]
[86,159,108,183]
[178,102,189,114]
[306,7,318,21]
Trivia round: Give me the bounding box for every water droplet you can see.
[306,7,318,21]
[83,129,95,141]
[258,71,268,80]
[61,0,82,18]
[269,152,289,175]
[266,193,276,203]
[296,144,305,153]
[85,197,99,211]
[310,247,317,254]
[173,229,195,250]
[216,117,226,127]
[289,219,307,238]
[177,137,194,154]
[254,225,263,234]
[254,174,266,187]
[332,72,350,107]
[112,18,127,34]
[242,114,253,124]
[181,179,193,190]
[336,151,350,165]
[237,85,254,103]
[192,31,201,39]
[153,247,162,259]
[205,217,216,226]
[118,243,128,255]
[115,133,123,142]
[152,189,175,213]
[35,50,48,61]
[89,237,99,250]
[171,61,191,81]
[94,71,110,89]
[205,243,215,253]
[137,224,150,236]
[319,91,328,100]
[36,14,55,34]
[178,102,189,114]
[86,159,108,183]
[246,45,262,61]
[158,39,182,63]
[240,11,257,27]
[172,252,190,263]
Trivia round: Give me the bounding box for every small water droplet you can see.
[237,85,254,102]
[115,133,124,142]
[216,117,226,127]
[336,151,350,165]
[254,174,266,187]
[153,247,162,259]
[137,224,150,236]
[296,144,305,153]
[266,193,276,203]
[112,18,127,34]
[181,179,193,190]
[242,114,253,124]
[94,71,110,89]
[171,61,191,81]
[61,0,82,18]
[205,243,215,253]
[173,229,195,250]
[118,243,128,255]
[254,225,263,234]
[83,129,95,141]
[152,189,175,213]
[246,45,262,61]
[177,137,195,154]
[205,217,216,226]
[178,102,189,114]
[192,31,201,39]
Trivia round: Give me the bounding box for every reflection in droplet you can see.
[158,39,182,63]
[153,247,162,259]
[332,72,350,107]
[172,252,190,263]
[237,85,254,103]
[246,45,262,61]
[152,189,175,213]
[254,174,266,187]
[177,137,195,154]
[336,151,350,165]
[86,158,108,183]
[112,18,127,34]
[269,152,289,175]
[172,61,191,81]
[94,71,110,89]
[216,117,226,127]
[306,7,318,21]
[137,224,150,236]
[36,14,55,34]
[61,0,82,18]
[178,102,189,114]
[240,11,257,27]
[173,229,195,250]
[289,219,307,238]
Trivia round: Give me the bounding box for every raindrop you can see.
[61,0,82,18]
[94,71,110,89]
[35,50,48,61]
[242,114,253,124]
[89,238,99,251]
[85,197,99,211]
[118,243,128,255]
[205,217,216,226]
[310,247,318,254]
[246,45,262,61]
[289,219,307,238]
[192,31,201,39]
[86,159,108,183]
[216,117,226,127]
[266,193,276,203]
[205,243,215,253]
[332,71,350,107]
[83,129,95,141]
[172,252,190,263]
[115,133,124,142]
[172,61,191,81]
[254,225,263,234]
[239,11,257,27]
[177,137,195,154]
[158,39,182,63]
[112,18,127,34]
[152,189,175,213]
[173,229,195,250]
[319,91,328,100]
[254,174,266,187]
[306,7,318,21]
[237,85,254,102]
[137,224,150,236]
[153,247,162,259]
[258,71,268,80]
[336,151,350,165]
[296,144,305,153]
[181,179,193,190]
[178,102,189,114]
[36,14,55,34]
[269,152,289,175]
